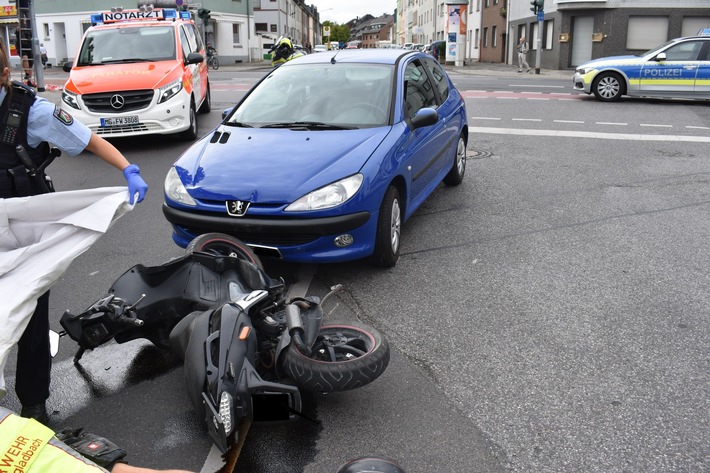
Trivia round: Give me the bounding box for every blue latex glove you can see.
[122,164,148,205]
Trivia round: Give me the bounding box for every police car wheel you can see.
[592,72,624,102]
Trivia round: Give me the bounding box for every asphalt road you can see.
[1,66,708,473]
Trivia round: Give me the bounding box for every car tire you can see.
[198,84,211,114]
[281,321,390,392]
[180,102,198,141]
[443,134,466,186]
[592,72,625,102]
[186,233,263,269]
[371,185,401,268]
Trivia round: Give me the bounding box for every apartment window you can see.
[627,16,668,49]
[483,27,488,47]
[681,17,710,36]
[233,23,241,44]
[492,25,497,47]
[544,20,553,50]
[271,24,277,32]
[255,23,267,32]
[530,22,538,50]
[42,23,49,39]
[485,0,490,7]
[474,28,479,49]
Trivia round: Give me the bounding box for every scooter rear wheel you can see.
[282,321,390,392]
[186,233,263,269]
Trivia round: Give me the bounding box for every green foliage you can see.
[322,21,351,44]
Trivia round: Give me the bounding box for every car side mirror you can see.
[186,52,204,65]
[222,108,234,120]
[62,62,72,72]
[410,108,439,129]
[654,52,667,62]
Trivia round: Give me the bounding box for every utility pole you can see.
[18,0,45,91]
[529,0,544,74]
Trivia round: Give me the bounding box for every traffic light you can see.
[197,8,211,23]
[530,0,538,14]
[530,0,544,14]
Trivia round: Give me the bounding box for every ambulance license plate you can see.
[101,116,139,127]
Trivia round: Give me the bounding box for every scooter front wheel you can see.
[186,233,263,269]
[282,321,390,392]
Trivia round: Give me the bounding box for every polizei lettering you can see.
[643,68,683,77]
[0,436,45,473]
[102,9,164,22]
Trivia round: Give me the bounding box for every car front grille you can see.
[184,226,319,247]
[83,89,155,113]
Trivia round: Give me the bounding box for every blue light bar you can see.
[163,9,178,19]
[90,13,103,24]
[179,11,191,19]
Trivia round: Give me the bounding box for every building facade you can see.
[0,0,324,68]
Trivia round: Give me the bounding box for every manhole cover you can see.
[468,148,493,159]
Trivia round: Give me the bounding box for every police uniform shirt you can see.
[0,87,91,156]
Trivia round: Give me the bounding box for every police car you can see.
[573,33,710,102]
[61,7,210,140]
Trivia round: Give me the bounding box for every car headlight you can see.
[61,90,81,110]
[164,167,196,206]
[575,67,596,75]
[158,79,183,104]
[285,174,363,212]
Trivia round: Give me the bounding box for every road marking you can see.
[496,97,520,100]
[639,124,673,128]
[554,120,585,124]
[509,84,565,88]
[471,117,502,120]
[686,125,710,130]
[512,118,542,122]
[470,126,710,143]
[596,122,628,126]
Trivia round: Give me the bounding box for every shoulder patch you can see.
[53,106,74,126]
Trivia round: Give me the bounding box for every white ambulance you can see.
[61,7,210,140]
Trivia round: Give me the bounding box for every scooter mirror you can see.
[49,330,61,357]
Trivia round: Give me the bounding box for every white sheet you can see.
[0,187,132,399]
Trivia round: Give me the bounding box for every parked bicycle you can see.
[206,44,219,70]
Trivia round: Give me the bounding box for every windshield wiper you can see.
[100,58,151,64]
[260,121,356,130]
[225,121,253,128]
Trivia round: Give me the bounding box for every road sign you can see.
[323,26,331,36]
[176,0,183,5]
[537,11,544,22]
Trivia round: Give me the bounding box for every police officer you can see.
[0,42,148,423]
[0,406,194,472]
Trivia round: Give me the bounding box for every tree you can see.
[322,21,350,44]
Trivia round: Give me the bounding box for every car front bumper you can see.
[573,71,595,94]
[163,204,375,263]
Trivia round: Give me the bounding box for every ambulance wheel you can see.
[198,84,211,114]
[592,72,625,102]
[180,103,198,141]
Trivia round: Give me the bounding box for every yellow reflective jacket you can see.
[0,407,108,473]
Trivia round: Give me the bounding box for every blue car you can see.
[163,49,468,266]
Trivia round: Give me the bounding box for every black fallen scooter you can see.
[58,233,390,453]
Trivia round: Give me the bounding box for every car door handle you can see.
[683,65,697,70]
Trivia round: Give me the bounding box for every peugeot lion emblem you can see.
[110,94,125,110]
[226,200,250,217]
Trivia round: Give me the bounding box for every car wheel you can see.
[372,185,401,268]
[186,233,263,269]
[198,84,211,114]
[443,134,466,186]
[592,72,625,102]
[180,102,198,141]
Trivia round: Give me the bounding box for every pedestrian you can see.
[0,406,194,472]
[0,40,148,424]
[39,43,47,68]
[517,36,530,73]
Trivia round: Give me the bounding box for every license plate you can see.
[100,116,139,127]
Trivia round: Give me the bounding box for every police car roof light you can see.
[698,28,710,36]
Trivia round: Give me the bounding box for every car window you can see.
[178,26,192,59]
[77,26,176,65]
[230,63,394,128]
[663,41,704,61]
[403,60,437,120]
[422,58,449,103]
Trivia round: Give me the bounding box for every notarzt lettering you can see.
[102,10,163,22]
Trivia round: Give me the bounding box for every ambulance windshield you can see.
[77,26,176,66]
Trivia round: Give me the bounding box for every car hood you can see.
[579,55,640,68]
[175,126,392,204]
[65,61,181,94]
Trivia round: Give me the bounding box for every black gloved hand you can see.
[56,428,128,470]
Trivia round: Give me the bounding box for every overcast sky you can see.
[308,0,396,24]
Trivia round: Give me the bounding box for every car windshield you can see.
[77,26,176,65]
[640,39,676,57]
[228,63,395,129]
